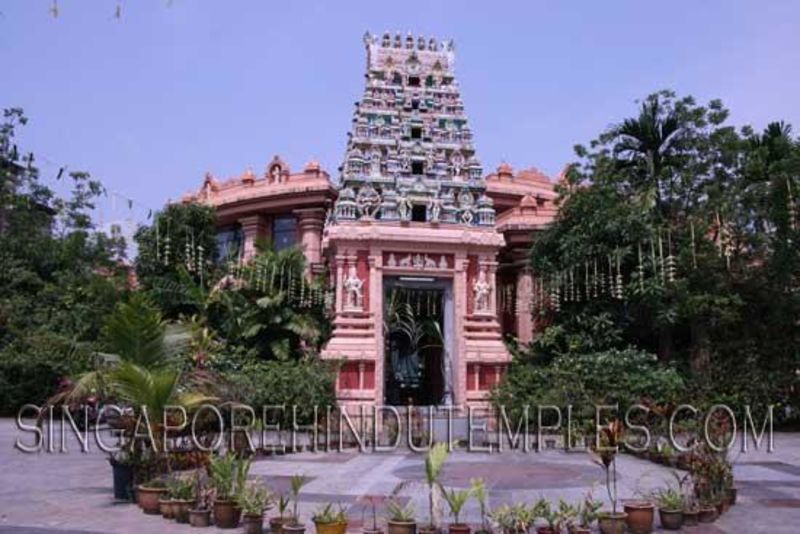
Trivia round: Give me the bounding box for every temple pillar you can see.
[453,254,469,407]
[295,208,326,269]
[516,268,534,344]
[239,214,268,261]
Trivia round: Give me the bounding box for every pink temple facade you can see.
[185,32,559,415]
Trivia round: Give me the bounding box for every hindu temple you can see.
[186,32,559,415]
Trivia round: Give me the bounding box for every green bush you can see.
[0,333,93,415]
[225,359,337,426]
[492,348,685,423]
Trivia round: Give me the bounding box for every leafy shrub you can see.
[492,348,685,423]
[225,359,336,426]
[0,333,93,414]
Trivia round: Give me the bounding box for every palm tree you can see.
[612,94,682,216]
[111,361,212,470]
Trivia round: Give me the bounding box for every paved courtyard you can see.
[1,419,799,533]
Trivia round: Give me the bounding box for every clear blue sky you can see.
[2,1,799,226]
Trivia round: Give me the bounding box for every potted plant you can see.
[210,453,251,529]
[283,474,311,534]
[362,495,384,534]
[238,481,274,534]
[109,450,137,501]
[313,503,348,534]
[696,497,717,523]
[441,486,471,534]
[470,478,490,534]
[159,493,175,520]
[653,488,683,530]
[622,497,654,534]
[189,472,213,527]
[169,475,197,523]
[386,500,416,534]
[488,504,515,534]
[137,477,168,515]
[271,493,291,534]
[513,502,541,534]
[537,499,560,534]
[591,420,627,534]
[421,443,450,534]
[571,491,602,534]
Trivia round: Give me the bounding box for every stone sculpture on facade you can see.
[473,265,492,313]
[343,263,364,310]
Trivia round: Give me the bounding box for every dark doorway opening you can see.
[411,160,424,174]
[411,205,427,222]
[383,280,447,406]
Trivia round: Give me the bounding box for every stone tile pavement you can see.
[2,419,799,533]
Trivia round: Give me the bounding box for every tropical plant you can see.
[386,500,415,522]
[577,490,603,527]
[276,493,290,520]
[312,503,347,524]
[440,486,471,525]
[168,475,196,500]
[237,481,273,516]
[209,453,252,501]
[288,474,310,524]
[652,487,683,511]
[423,443,449,528]
[591,419,624,515]
[470,478,490,533]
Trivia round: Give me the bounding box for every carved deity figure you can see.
[473,266,492,313]
[428,195,442,223]
[397,190,412,222]
[343,264,363,310]
[356,184,381,219]
[270,165,282,184]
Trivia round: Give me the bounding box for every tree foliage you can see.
[0,108,129,414]
[522,91,799,421]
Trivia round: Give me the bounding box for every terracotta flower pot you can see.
[315,521,348,534]
[623,500,654,533]
[271,516,288,534]
[173,499,194,523]
[449,524,470,534]
[244,513,265,534]
[658,509,683,531]
[214,499,242,529]
[189,508,212,527]
[283,523,307,534]
[387,520,417,534]
[136,485,167,515]
[159,498,174,519]
[682,509,699,526]
[598,512,628,534]
[697,506,717,523]
[716,500,730,515]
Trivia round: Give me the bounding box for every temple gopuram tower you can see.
[322,32,509,414]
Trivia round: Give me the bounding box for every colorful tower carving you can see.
[322,32,509,414]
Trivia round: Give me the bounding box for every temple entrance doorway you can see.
[383,276,453,407]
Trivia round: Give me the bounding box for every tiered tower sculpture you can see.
[333,31,496,227]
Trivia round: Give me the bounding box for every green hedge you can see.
[225,359,337,426]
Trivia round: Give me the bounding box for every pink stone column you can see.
[294,208,326,269]
[334,255,346,314]
[516,268,534,344]
[369,251,384,406]
[238,214,268,262]
[453,254,468,407]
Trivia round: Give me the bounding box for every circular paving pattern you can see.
[393,460,607,490]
